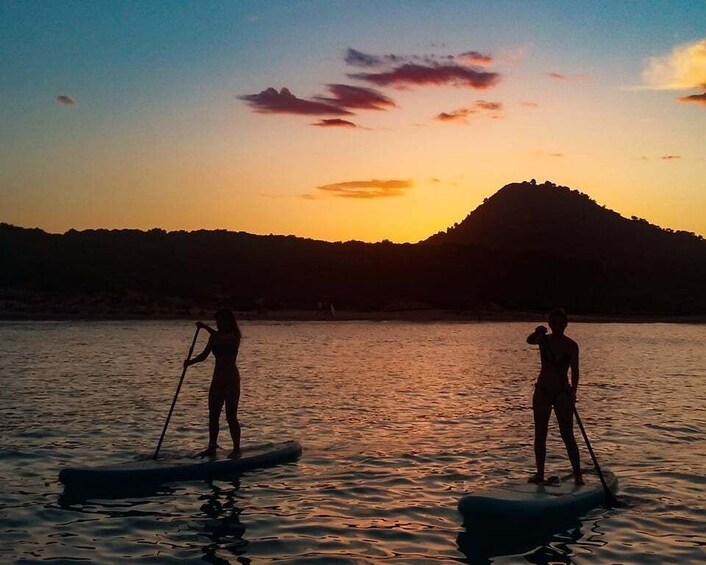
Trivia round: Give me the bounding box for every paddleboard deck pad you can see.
[59,440,302,488]
[458,469,617,526]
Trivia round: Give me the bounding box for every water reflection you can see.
[457,513,611,564]
[198,480,248,563]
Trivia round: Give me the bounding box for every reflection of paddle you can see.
[153,327,201,460]
[540,333,618,508]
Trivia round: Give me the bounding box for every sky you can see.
[1,0,705,242]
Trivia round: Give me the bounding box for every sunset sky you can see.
[2,1,705,242]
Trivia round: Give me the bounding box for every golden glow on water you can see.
[1,321,704,562]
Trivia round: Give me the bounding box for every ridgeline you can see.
[2,180,705,319]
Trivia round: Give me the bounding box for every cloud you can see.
[457,51,493,66]
[520,101,539,108]
[312,118,358,128]
[661,155,681,160]
[475,100,502,111]
[239,87,352,115]
[547,72,587,82]
[678,91,706,105]
[642,38,706,90]
[345,48,459,68]
[316,84,395,110]
[434,100,503,122]
[350,63,500,89]
[345,48,386,67]
[315,179,413,199]
[56,95,75,106]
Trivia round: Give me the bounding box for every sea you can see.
[0,320,704,564]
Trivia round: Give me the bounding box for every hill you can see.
[426,180,705,266]
[1,180,705,318]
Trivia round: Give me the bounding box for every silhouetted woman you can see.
[185,308,242,458]
[526,309,584,485]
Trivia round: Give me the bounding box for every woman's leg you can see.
[224,378,241,457]
[555,393,584,485]
[206,378,226,452]
[531,387,552,483]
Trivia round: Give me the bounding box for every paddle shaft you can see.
[153,326,201,460]
[539,332,616,507]
[572,403,617,506]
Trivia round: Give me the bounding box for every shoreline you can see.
[1,309,704,324]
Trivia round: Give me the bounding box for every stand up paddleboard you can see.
[458,469,617,526]
[59,440,302,489]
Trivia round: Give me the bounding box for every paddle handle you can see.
[153,326,201,460]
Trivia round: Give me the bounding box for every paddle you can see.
[153,326,201,460]
[539,332,618,508]
[572,403,619,507]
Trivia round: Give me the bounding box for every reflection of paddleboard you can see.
[458,469,617,525]
[59,440,302,488]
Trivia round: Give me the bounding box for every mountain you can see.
[426,180,705,266]
[1,180,705,317]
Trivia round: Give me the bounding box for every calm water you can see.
[0,321,704,564]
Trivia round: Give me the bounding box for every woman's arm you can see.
[527,325,548,344]
[185,336,213,367]
[196,321,217,335]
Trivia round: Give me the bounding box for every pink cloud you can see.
[435,100,503,122]
[457,51,493,66]
[239,87,352,115]
[350,63,500,89]
[317,84,395,110]
[312,118,358,128]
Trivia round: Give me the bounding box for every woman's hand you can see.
[196,321,207,329]
[535,325,548,335]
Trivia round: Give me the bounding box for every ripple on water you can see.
[0,320,705,564]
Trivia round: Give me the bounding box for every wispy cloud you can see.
[56,95,75,106]
[312,118,358,128]
[520,101,539,108]
[533,150,567,158]
[547,72,587,82]
[457,51,493,66]
[239,87,352,115]
[313,179,413,199]
[678,91,706,106]
[345,48,461,68]
[642,38,706,90]
[435,100,503,123]
[316,84,395,110]
[351,63,500,89]
[661,155,681,160]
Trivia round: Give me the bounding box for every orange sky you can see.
[2,2,705,242]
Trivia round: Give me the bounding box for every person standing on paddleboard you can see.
[527,309,584,486]
[185,308,242,459]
